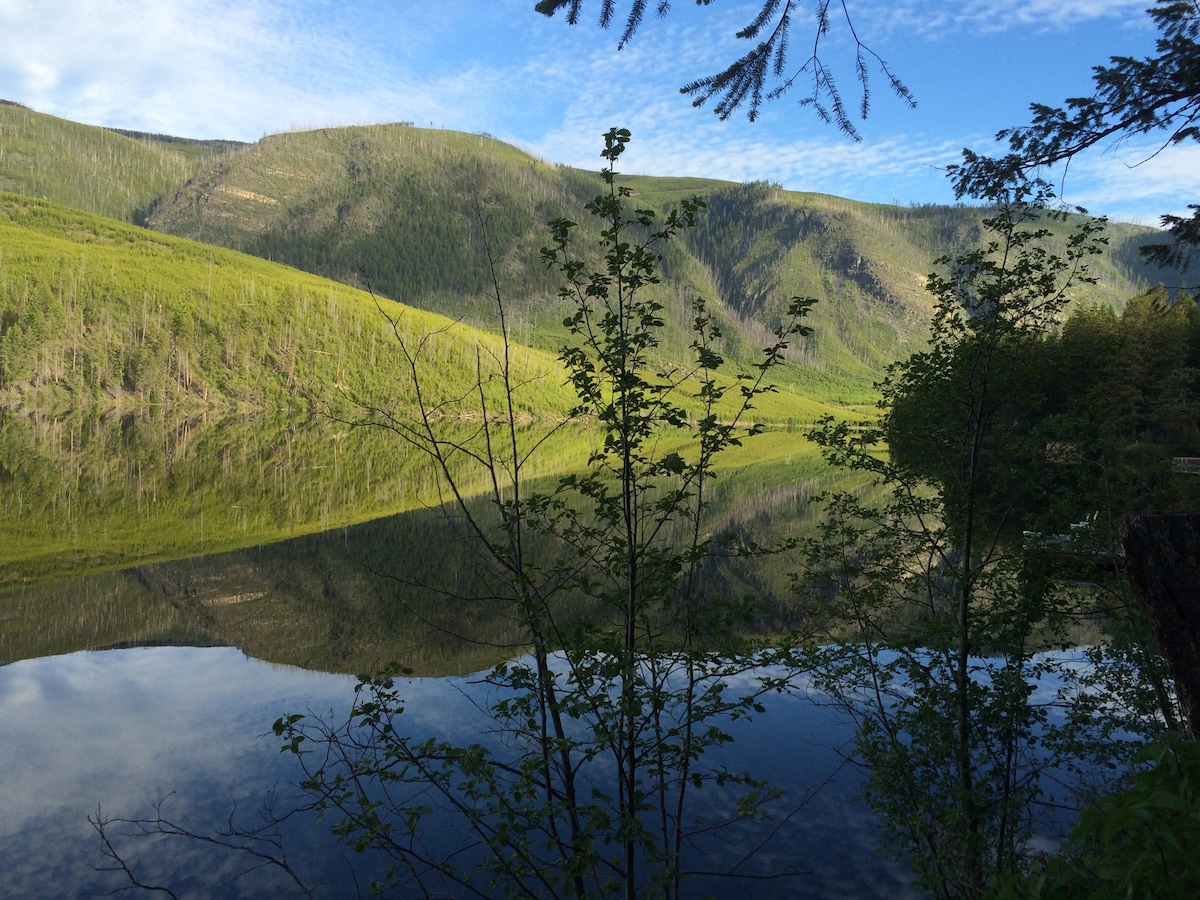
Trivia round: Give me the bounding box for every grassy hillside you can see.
[0,193,580,416]
[678,184,1178,383]
[0,190,855,423]
[0,101,226,224]
[142,123,1176,397]
[0,105,1179,413]
[146,124,587,312]
[145,126,939,384]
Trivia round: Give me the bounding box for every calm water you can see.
[1,412,916,897]
[1,413,1122,898]
[0,645,916,898]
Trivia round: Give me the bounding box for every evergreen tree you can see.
[952,0,1200,269]
[534,0,914,135]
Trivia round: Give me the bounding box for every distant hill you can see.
[142,123,1176,388]
[0,102,1182,407]
[145,124,589,332]
[0,193,854,426]
[0,101,232,224]
[104,127,246,165]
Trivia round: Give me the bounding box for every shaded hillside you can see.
[146,124,595,323]
[143,124,1177,390]
[679,182,1180,382]
[0,101,226,224]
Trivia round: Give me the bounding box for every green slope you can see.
[0,100,225,224]
[142,123,1176,394]
[0,193,855,421]
[146,124,589,316]
[0,104,1180,407]
[679,184,1179,383]
[0,193,577,416]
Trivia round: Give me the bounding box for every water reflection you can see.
[0,409,598,585]
[0,410,904,896]
[0,647,369,897]
[0,646,915,898]
[0,418,858,674]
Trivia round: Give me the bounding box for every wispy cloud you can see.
[1056,141,1200,225]
[0,0,495,138]
[2,0,288,136]
[0,0,1188,224]
[856,0,1149,38]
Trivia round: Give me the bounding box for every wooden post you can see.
[1120,512,1200,741]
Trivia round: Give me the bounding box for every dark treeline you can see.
[889,286,1200,537]
[105,128,246,152]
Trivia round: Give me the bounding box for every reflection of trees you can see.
[1,418,866,675]
[262,130,828,897]
[0,409,595,585]
[1,435,861,673]
[90,795,319,900]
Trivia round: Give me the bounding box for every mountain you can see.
[0,193,579,416]
[0,190,859,430]
[140,122,1177,389]
[0,102,1181,408]
[145,125,590,349]
[0,100,238,224]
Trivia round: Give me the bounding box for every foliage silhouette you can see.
[274,128,819,897]
[534,1,914,135]
[801,169,1184,898]
[950,0,1200,269]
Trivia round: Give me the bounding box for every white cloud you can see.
[1,0,279,135]
[0,0,1187,219]
[1057,141,1200,225]
[0,0,480,138]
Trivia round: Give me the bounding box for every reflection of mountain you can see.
[0,410,595,584]
[0,435,865,674]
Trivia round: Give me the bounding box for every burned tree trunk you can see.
[1120,512,1200,741]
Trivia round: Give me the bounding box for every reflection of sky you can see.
[0,646,914,898]
[0,647,359,897]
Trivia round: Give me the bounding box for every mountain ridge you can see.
[0,101,1179,407]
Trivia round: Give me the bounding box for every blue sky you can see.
[1,0,1195,226]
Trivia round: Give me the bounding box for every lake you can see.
[0,646,923,898]
[1,410,922,897]
[2,406,1141,898]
